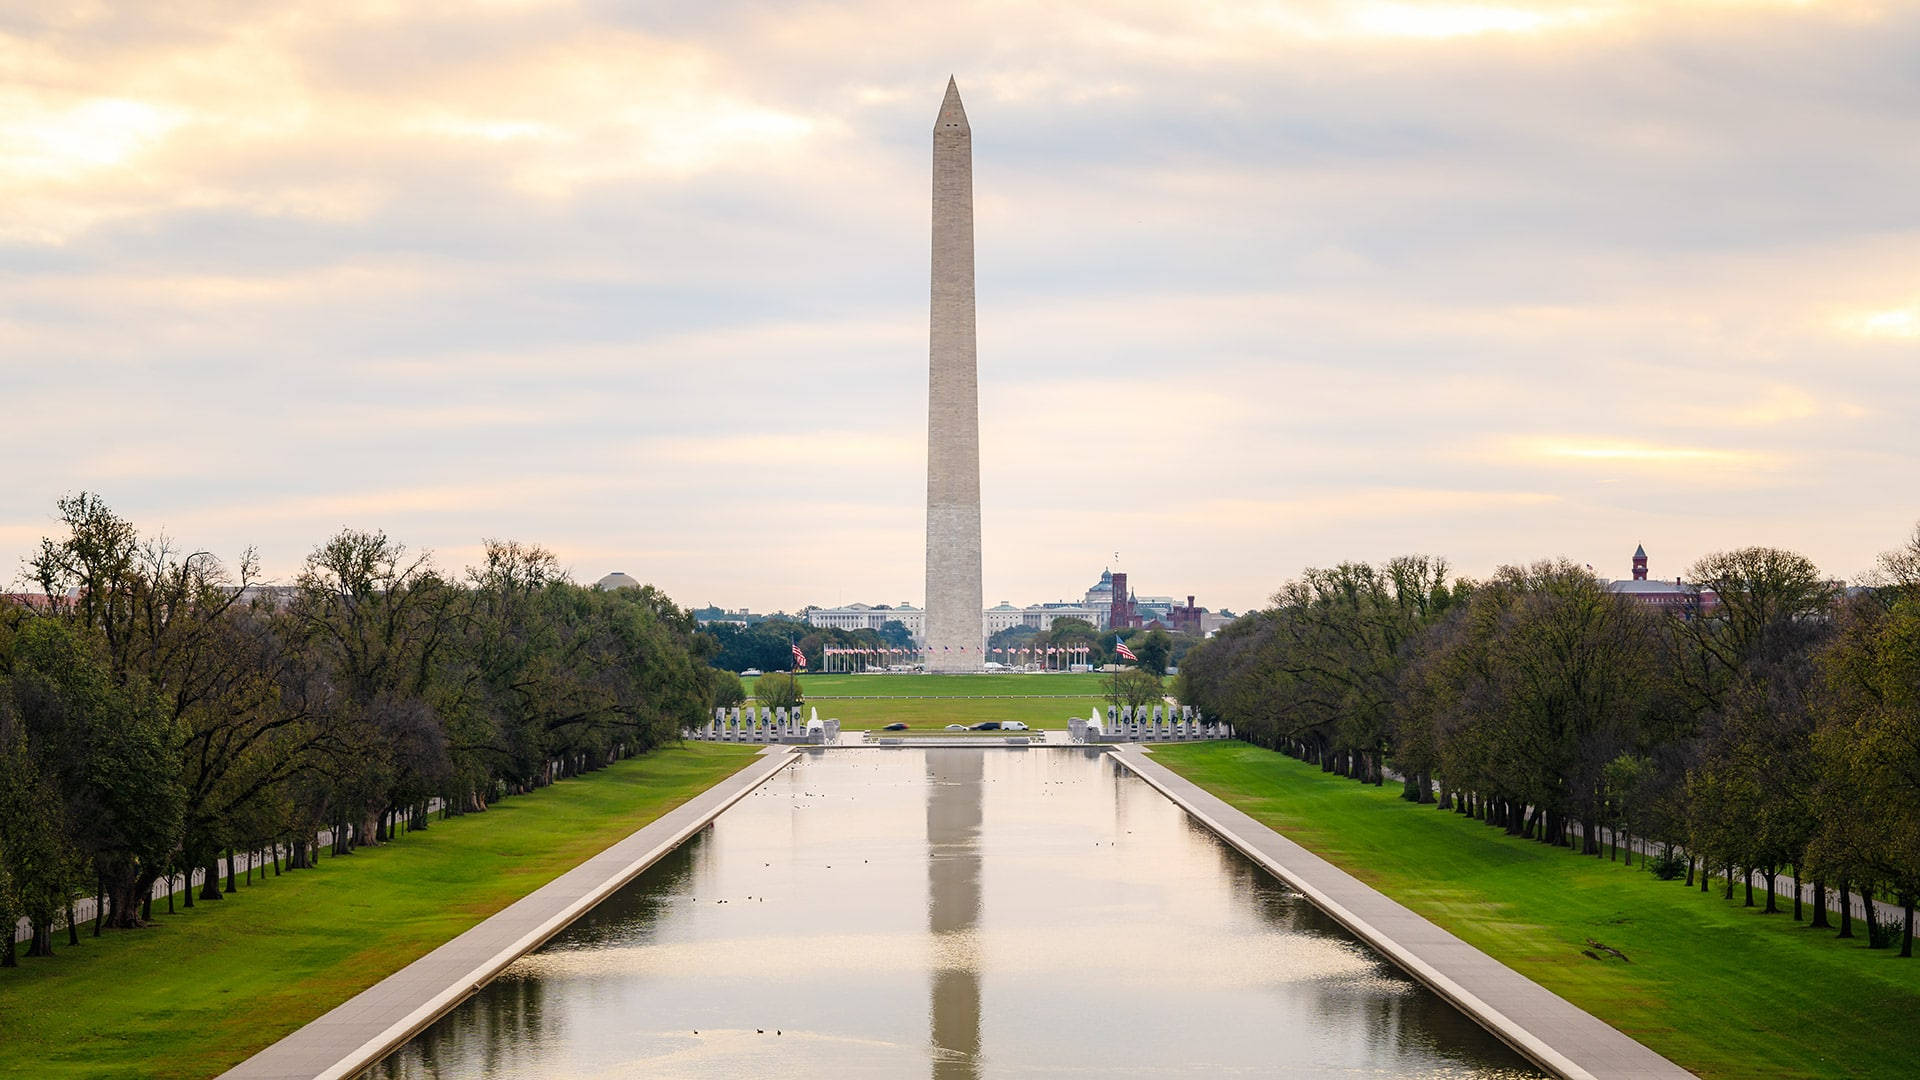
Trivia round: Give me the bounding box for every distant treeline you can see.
[708,615,1197,676]
[1178,528,1920,955]
[0,494,722,964]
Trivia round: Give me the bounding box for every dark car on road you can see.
[882,722,909,731]
[969,721,1001,731]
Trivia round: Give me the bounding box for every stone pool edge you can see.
[218,745,799,1080]
[1108,744,1696,1080]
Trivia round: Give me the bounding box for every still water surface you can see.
[374,748,1544,1079]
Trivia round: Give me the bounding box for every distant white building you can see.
[807,568,1225,647]
[808,599,1113,645]
[595,571,641,591]
[985,601,1025,634]
[807,603,925,640]
[1016,603,1107,631]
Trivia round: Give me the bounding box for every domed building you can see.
[595,571,641,591]
[1083,569,1115,610]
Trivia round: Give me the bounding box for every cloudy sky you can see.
[3,1,1916,614]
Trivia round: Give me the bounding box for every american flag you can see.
[791,642,807,668]
[1115,640,1138,662]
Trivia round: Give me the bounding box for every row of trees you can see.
[1179,529,1920,955]
[0,495,722,965]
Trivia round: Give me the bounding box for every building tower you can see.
[1632,544,1649,581]
[924,77,984,672]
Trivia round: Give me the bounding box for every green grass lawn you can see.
[1151,741,1920,1080]
[0,743,761,1080]
[763,672,1119,728]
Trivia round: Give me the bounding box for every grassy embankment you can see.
[0,743,761,1080]
[1152,741,1920,1080]
[782,671,1114,729]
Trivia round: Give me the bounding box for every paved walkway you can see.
[1110,745,1696,1080]
[218,746,798,1080]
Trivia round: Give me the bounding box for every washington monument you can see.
[924,77,984,672]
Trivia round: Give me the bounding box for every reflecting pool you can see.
[373,748,1544,1079]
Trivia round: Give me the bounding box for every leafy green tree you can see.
[1104,667,1164,710]
[1667,546,1835,718]
[289,529,455,852]
[0,693,82,961]
[710,669,746,709]
[1258,556,1460,783]
[6,619,183,936]
[1810,530,1920,952]
[706,618,816,673]
[988,624,1038,653]
[28,493,317,917]
[1126,629,1174,676]
[753,672,802,710]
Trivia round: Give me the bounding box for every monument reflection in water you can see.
[372,749,1544,1079]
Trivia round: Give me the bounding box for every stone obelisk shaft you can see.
[925,77,983,673]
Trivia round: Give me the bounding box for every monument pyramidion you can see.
[924,77,984,673]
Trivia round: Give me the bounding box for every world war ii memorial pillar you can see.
[924,77,984,673]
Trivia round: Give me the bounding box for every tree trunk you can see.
[225,849,237,893]
[27,922,52,957]
[1864,887,1884,948]
[1724,863,1735,900]
[1744,868,1755,907]
[1902,899,1915,959]
[2,932,15,967]
[200,858,223,901]
[1837,881,1854,938]
[107,870,158,929]
[1763,868,1778,914]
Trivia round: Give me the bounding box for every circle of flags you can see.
[817,642,1104,670]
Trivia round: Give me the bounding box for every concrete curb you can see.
[1108,745,1695,1080]
[219,746,798,1080]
